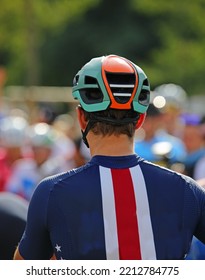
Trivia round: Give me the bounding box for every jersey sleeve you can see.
[18,178,53,259]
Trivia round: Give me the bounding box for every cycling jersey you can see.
[18,155,205,260]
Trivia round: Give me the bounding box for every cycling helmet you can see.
[153,83,187,111]
[72,55,150,114]
[27,123,56,148]
[0,116,28,147]
[72,55,150,147]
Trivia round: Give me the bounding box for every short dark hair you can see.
[83,108,139,138]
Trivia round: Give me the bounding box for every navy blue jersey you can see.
[18,155,205,260]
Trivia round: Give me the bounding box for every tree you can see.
[1,0,205,96]
[132,0,205,95]
[40,0,160,86]
[40,0,205,95]
[0,0,98,85]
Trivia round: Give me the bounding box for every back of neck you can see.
[88,133,134,157]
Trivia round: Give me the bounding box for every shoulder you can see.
[32,161,94,196]
[139,159,177,176]
[139,159,203,191]
[28,162,96,216]
[138,160,205,215]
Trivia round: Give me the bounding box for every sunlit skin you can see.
[77,107,135,157]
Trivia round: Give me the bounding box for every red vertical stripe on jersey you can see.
[111,168,141,259]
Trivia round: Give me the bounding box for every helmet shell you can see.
[0,116,28,147]
[153,83,187,111]
[72,55,150,114]
[27,123,56,147]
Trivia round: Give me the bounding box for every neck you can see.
[87,132,135,157]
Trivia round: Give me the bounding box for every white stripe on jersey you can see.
[99,166,119,259]
[130,165,156,259]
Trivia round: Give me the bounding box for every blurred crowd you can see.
[0,95,92,259]
[0,83,205,259]
[0,104,91,201]
[134,84,205,184]
[134,84,205,260]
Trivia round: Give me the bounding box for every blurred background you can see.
[1,0,205,116]
[1,0,205,260]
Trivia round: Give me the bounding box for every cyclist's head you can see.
[72,55,151,147]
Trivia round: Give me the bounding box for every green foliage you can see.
[1,0,205,95]
[132,0,205,94]
[0,0,99,85]
[40,0,160,86]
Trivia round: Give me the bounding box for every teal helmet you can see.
[72,55,150,147]
[72,54,150,114]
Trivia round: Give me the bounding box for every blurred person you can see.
[5,122,73,201]
[191,115,205,180]
[53,113,90,168]
[13,55,205,260]
[52,113,75,140]
[0,148,10,192]
[153,83,187,138]
[181,113,205,178]
[36,104,56,125]
[134,103,186,167]
[186,178,205,260]
[197,178,205,188]
[72,136,91,167]
[0,116,29,192]
[52,113,77,159]
[0,192,28,259]
[181,114,205,260]
[195,157,205,181]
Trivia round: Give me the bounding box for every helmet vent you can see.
[79,88,103,104]
[73,75,79,86]
[143,78,149,86]
[85,76,98,85]
[138,79,150,106]
[79,76,104,105]
[106,72,136,104]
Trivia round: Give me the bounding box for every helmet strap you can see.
[81,113,140,148]
[81,120,96,148]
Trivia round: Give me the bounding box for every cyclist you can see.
[14,55,205,260]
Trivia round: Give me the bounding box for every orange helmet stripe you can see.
[101,55,139,110]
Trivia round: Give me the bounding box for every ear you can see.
[77,106,88,131]
[135,113,146,129]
